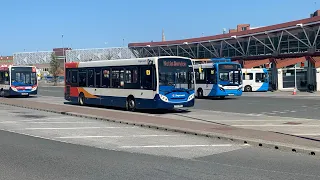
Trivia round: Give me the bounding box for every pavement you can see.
[1,105,320,180]
[1,95,320,156]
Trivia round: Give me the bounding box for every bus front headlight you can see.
[11,87,17,92]
[32,86,37,91]
[188,93,194,101]
[159,94,169,102]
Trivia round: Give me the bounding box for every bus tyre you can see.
[197,89,203,98]
[244,85,252,92]
[78,93,85,106]
[126,97,136,111]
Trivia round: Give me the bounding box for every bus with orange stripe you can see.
[64,56,195,111]
[0,65,38,97]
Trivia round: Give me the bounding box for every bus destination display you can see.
[162,60,187,67]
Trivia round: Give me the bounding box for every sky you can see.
[0,0,319,55]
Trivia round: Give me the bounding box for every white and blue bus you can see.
[0,65,38,97]
[242,68,269,92]
[193,58,242,99]
[64,56,195,111]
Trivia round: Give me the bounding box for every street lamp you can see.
[62,34,65,63]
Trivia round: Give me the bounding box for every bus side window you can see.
[243,73,253,80]
[95,69,101,88]
[78,69,87,87]
[88,69,94,87]
[101,69,110,88]
[0,72,3,84]
[195,69,205,84]
[71,70,78,86]
[111,68,124,88]
[255,73,265,83]
[140,66,153,90]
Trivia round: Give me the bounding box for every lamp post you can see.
[62,34,65,63]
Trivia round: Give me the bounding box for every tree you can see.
[49,53,61,86]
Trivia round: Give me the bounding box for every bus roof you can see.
[193,62,241,68]
[65,56,192,68]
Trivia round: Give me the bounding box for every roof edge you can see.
[129,15,320,47]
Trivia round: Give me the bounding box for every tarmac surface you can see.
[1,104,320,180]
[38,86,320,120]
[25,94,320,141]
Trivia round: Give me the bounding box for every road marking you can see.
[56,135,182,139]
[21,117,70,121]
[233,124,319,127]
[119,144,234,148]
[24,127,136,130]
[192,109,317,121]
[206,119,312,122]
[293,134,320,136]
[0,121,19,123]
[27,121,93,124]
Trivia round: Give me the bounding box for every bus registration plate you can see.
[228,94,234,96]
[174,105,183,108]
[21,93,28,95]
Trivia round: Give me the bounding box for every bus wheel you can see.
[244,85,252,92]
[126,97,136,111]
[78,93,85,106]
[197,89,203,98]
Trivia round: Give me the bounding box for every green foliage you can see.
[49,53,61,86]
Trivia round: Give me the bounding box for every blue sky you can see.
[0,0,318,55]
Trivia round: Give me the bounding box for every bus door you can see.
[205,68,217,95]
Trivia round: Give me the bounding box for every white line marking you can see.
[120,144,234,148]
[293,134,320,136]
[0,121,18,123]
[56,135,181,139]
[27,122,93,124]
[24,127,136,130]
[207,119,312,122]
[192,109,317,121]
[233,124,319,127]
[22,117,70,121]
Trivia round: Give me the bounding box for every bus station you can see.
[128,10,320,92]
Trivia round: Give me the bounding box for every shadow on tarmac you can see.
[61,101,191,115]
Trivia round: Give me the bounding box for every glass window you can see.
[141,66,153,90]
[79,69,87,87]
[88,69,94,87]
[243,73,253,80]
[125,69,132,83]
[206,68,216,84]
[101,69,110,88]
[71,70,78,84]
[255,73,266,82]
[111,68,124,88]
[95,70,101,87]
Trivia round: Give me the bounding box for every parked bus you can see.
[64,56,195,111]
[242,68,269,92]
[0,65,38,97]
[193,58,242,99]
